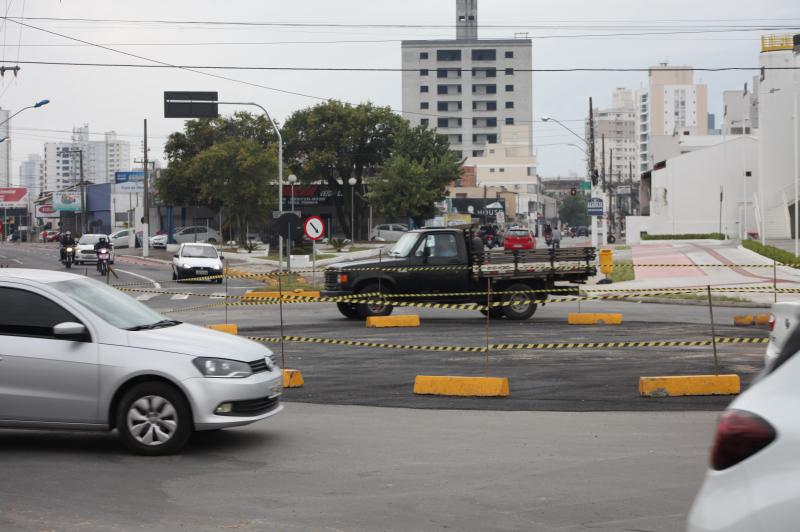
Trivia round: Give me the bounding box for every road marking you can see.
[210,293,227,299]
[115,268,162,289]
[10,258,22,264]
[136,294,159,302]
[170,294,190,300]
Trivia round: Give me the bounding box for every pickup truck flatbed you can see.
[322,228,596,320]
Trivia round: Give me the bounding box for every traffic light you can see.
[591,169,599,186]
[570,188,577,197]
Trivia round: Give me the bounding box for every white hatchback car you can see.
[0,269,283,455]
[172,243,225,282]
[687,302,800,531]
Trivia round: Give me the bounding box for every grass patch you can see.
[742,239,800,267]
[264,273,320,291]
[641,233,725,240]
[608,260,634,282]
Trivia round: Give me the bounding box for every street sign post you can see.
[587,197,604,217]
[580,181,591,191]
[304,216,325,287]
[163,92,219,118]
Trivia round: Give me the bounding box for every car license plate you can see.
[196,269,208,276]
[514,244,522,248]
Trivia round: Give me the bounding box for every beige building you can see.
[457,125,543,224]
[639,64,708,173]
[588,88,639,186]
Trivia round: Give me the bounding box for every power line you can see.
[2,59,794,73]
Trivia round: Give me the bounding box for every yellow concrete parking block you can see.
[567,313,623,325]
[366,315,421,328]
[755,314,771,326]
[413,376,509,397]
[733,315,755,326]
[639,375,740,397]
[282,369,305,388]
[208,324,238,335]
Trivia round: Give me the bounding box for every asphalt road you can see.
[0,403,715,532]
[1,242,769,411]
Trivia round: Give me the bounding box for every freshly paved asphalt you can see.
[0,403,716,532]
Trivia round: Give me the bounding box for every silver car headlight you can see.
[182,263,192,269]
[192,357,253,378]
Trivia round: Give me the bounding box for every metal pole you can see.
[278,275,286,369]
[79,150,85,235]
[795,94,799,257]
[143,119,150,258]
[707,285,719,376]
[351,185,355,242]
[774,259,778,303]
[588,97,598,250]
[485,278,491,373]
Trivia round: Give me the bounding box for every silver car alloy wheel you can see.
[126,395,178,446]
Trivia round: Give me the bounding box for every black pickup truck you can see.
[322,228,596,321]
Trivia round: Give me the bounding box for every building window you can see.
[451,150,462,159]
[499,168,505,172]
[437,118,449,128]
[421,119,429,127]
[505,51,514,59]
[472,49,496,61]
[472,67,497,78]
[420,102,429,109]
[505,118,515,125]
[437,49,462,61]
[505,85,514,92]
[420,52,429,60]
[420,69,429,76]
[505,68,514,75]
[505,101,514,109]
[490,168,496,173]
[420,86,429,93]
[487,134,498,143]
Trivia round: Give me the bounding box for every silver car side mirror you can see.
[53,322,87,338]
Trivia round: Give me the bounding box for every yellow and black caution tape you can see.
[161,302,227,314]
[247,335,768,352]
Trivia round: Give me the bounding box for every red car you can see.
[503,227,536,250]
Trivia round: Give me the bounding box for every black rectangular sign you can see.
[164,91,219,118]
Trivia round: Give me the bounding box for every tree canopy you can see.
[558,194,590,227]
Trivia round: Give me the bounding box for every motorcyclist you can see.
[94,236,113,272]
[59,231,76,262]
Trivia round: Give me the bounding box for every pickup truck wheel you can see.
[337,302,360,319]
[356,284,393,318]
[501,283,538,321]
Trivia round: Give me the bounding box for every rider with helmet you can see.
[59,231,76,262]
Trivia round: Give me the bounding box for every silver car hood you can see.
[125,323,270,362]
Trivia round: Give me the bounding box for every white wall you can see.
[626,136,758,243]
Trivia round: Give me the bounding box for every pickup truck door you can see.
[402,232,468,294]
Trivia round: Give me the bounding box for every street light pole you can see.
[348,177,357,242]
[0,99,49,188]
[288,174,297,212]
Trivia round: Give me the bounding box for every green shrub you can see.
[742,240,800,268]
[641,233,725,241]
[329,238,349,252]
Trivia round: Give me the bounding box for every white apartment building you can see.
[19,154,44,193]
[43,125,131,192]
[461,125,542,224]
[587,88,639,185]
[0,108,10,186]
[638,64,708,173]
[722,81,759,135]
[401,0,533,159]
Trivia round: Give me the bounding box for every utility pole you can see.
[628,161,634,215]
[79,150,85,234]
[143,119,150,258]
[608,148,614,236]
[588,97,597,250]
[600,134,607,245]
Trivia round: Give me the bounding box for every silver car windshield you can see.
[51,278,173,330]
[388,233,420,257]
[79,235,103,245]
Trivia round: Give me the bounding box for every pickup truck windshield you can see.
[388,232,419,257]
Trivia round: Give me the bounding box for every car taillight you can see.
[711,410,776,471]
[769,315,776,332]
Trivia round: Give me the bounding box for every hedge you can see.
[742,240,800,268]
[641,233,725,241]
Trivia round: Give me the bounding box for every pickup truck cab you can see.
[322,228,596,320]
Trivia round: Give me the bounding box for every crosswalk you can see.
[136,292,227,302]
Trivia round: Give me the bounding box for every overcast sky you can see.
[0,0,796,180]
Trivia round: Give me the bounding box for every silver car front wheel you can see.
[127,395,178,446]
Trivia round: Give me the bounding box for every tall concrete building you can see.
[401,0,533,159]
[638,64,708,173]
[43,125,131,192]
[19,154,44,193]
[587,88,638,185]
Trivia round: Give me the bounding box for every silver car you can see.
[0,269,283,455]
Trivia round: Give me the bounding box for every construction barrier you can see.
[413,376,509,397]
[282,369,305,388]
[567,313,623,325]
[366,315,421,328]
[639,375,741,397]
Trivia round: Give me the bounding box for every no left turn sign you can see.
[304,216,325,241]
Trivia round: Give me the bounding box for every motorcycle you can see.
[96,248,110,276]
[484,233,497,249]
[62,246,75,269]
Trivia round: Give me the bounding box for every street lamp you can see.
[541,116,588,145]
[288,174,297,212]
[348,177,357,242]
[0,99,49,128]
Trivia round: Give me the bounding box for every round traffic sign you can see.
[304,216,325,241]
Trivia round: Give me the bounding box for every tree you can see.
[157,113,278,242]
[283,100,403,237]
[368,124,461,226]
[558,194,589,227]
